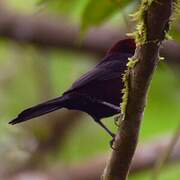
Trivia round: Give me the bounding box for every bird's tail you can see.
[9,95,69,125]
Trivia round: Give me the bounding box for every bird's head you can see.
[107,38,136,55]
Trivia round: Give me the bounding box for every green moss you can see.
[121,0,152,113]
[120,57,139,113]
[123,0,156,114]
[127,57,139,68]
[120,70,129,114]
[128,0,150,45]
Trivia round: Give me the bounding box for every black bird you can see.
[9,38,136,141]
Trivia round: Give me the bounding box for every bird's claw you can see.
[114,113,124,127]
[114,116,120,127]
[109,134,118,150]
[109,137,115,150]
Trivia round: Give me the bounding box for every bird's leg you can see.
[96,120,115,138]
[114,113,124,127]
[73,94,119,148]
[109,137,116,150]
[95,120,116,149]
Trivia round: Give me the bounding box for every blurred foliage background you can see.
[0,0,180,179]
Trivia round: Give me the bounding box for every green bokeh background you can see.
[0,0,180,179]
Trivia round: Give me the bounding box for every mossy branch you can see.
[102,0,176,180]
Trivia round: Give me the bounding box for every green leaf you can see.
[81,0,133,31]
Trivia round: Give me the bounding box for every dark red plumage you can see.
[9,38,136,139]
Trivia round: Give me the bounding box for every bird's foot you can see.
[114,113,124,127]
[109,133,117,150]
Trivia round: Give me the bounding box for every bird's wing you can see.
[63,60,123,94]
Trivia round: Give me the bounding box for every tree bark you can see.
[102,1,174,179]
